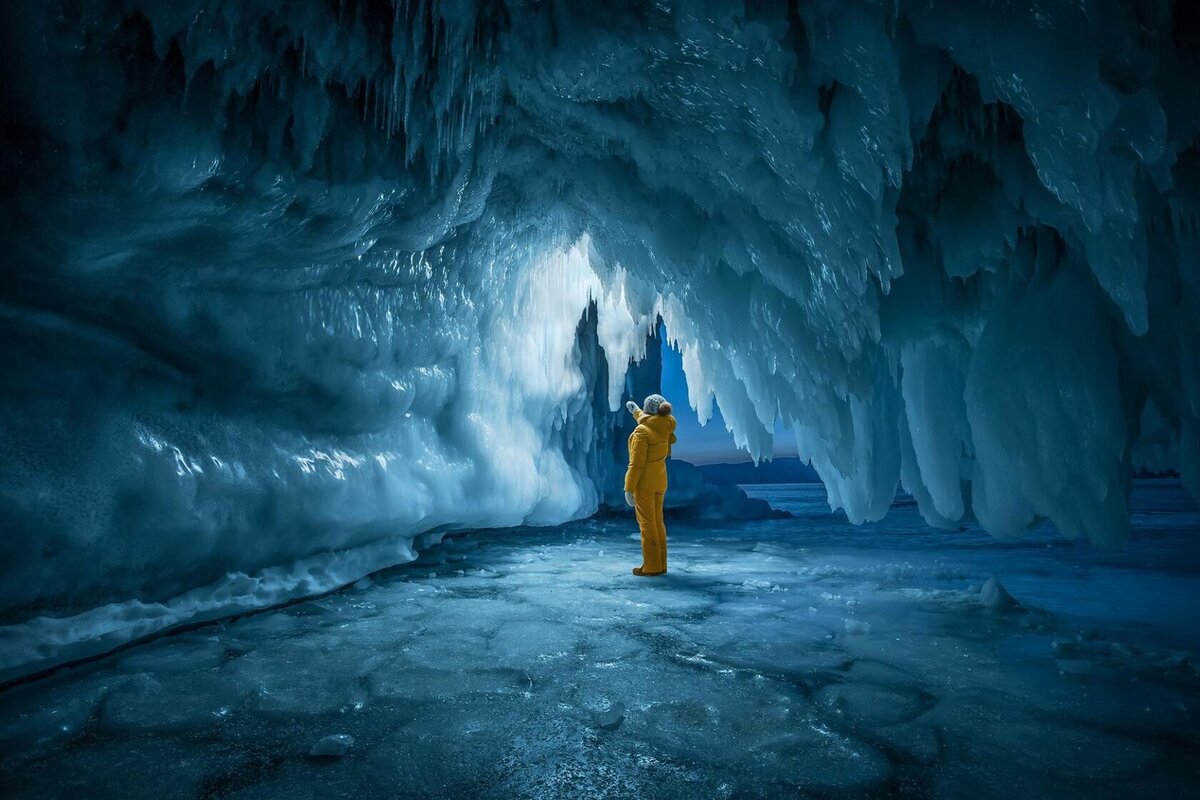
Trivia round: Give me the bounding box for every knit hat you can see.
[642,394,672,416]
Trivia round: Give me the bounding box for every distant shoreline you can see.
[690,458,1183,485]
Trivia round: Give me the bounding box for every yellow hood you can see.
[635,411,677,444]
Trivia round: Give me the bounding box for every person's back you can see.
[629,411,675,487]
[624,394,677,576]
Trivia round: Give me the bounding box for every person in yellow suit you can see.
[624,394,677,576]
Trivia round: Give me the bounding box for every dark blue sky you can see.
[658,335,798,465]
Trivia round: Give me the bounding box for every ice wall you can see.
[1,0,1198,675]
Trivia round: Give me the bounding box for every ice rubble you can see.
[0,2,1198,675]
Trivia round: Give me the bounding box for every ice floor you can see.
[2,482,1198,799]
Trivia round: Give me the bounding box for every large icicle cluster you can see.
[0,1,1197,677]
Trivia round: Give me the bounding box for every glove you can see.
[624,491,635,508]
[626,400,639,415]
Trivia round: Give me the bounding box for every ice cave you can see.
[1,0,1198,797]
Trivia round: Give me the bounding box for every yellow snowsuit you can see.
[624,408,677,573]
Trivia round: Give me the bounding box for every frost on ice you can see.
[0,1,1198,677]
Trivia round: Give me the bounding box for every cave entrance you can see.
[652,320,796,467]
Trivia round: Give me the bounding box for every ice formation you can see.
[0,1,1198,677]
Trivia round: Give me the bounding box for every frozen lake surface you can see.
[2,482,1198,798]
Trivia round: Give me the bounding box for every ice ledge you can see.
[0,533,426,685]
